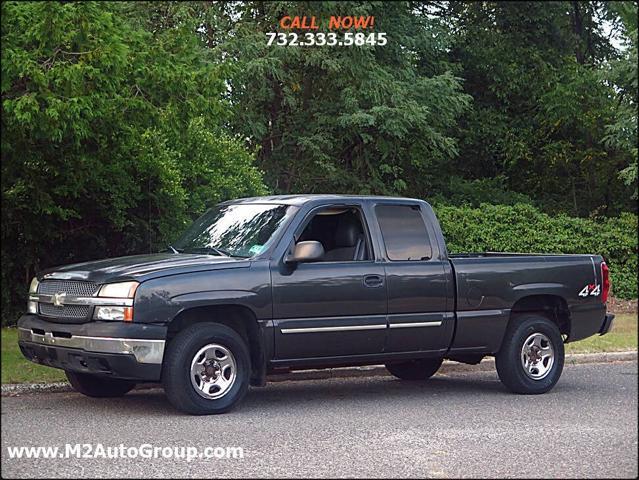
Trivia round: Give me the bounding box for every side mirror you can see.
[285,241,325,264]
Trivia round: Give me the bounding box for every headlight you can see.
[95,281,138,322]
[98,281,139,298]
[27,277,39,313]
[94,306,133,321]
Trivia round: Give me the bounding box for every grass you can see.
[565,313,637,354]
[1,328,66,384]
[1,313,636,384]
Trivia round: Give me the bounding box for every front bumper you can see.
[17,315,166,381]
[599,313,615,336]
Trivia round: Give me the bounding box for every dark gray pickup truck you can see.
[18,195,614,414]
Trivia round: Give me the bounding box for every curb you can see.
[2,350,636,396]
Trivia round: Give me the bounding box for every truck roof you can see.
[225,194,425,206]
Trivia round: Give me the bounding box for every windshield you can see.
[172,203,296,258]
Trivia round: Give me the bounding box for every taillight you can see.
[601,262,610,303]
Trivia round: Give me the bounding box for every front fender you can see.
[169,290,263,320]
[132,262,272,325]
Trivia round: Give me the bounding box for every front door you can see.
[271,206,387,360]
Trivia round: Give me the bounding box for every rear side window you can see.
[375,205,432,261]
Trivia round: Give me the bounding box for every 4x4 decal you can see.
[578,284,601,297]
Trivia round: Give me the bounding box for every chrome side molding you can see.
[281,320,443,334]
[281,324,388,334]
[389,321,442,328]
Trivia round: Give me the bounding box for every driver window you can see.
[297,207,371,262]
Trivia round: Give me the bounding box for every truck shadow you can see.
[21,371,576,420]
[62,372,515,417]
[241,374,508,412]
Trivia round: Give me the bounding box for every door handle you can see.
[363,274,384,288]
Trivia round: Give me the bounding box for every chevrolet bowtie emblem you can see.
[52,292,66,307]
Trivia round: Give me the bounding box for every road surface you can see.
[1,361,637,478]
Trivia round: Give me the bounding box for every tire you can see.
[495,314,565,394]
[385,357,443,381]
[162,323,250,415]
[65,371,135,398]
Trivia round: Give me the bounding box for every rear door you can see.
[372,203,455,354]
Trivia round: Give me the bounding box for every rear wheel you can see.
[385,357,443,380]
[65,371,135,398]
[162,323,250,415]
[496,314,564,394]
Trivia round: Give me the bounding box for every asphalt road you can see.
[1,361,637,479]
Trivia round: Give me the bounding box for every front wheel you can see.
[385,357,443,380]
[496,314,565,394]
[65,371,135,398]
[162,323,250,415]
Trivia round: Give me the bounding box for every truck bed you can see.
[448,253,606,354]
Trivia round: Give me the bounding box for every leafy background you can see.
[1,1,637,324]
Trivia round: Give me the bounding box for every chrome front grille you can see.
[39,303,91,319]
[36,280,98,321]
[38,280,99,297]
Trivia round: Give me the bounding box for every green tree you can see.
[1,1,265,321]
[604,1,638,199]
[206,1,471,195]
[443,1,636,216]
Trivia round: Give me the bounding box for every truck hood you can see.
[38,253,249,284]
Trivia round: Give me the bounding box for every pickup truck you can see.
[18,195,614,414]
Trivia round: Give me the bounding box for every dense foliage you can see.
[444,1,637,215]
[206,1,636,215]
[1,1,637,322]
[218,1,472,194]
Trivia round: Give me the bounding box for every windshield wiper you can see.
[167,245,181,254]
[207,246,231,257]
[212,247,250,259]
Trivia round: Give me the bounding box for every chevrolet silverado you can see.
[18,195,614,414]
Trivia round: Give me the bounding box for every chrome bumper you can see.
[17,327,165,364]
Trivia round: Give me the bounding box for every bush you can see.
[434,203,638,299]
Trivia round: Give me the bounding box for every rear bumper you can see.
[17,315,166,381]
[599,313,615,336]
